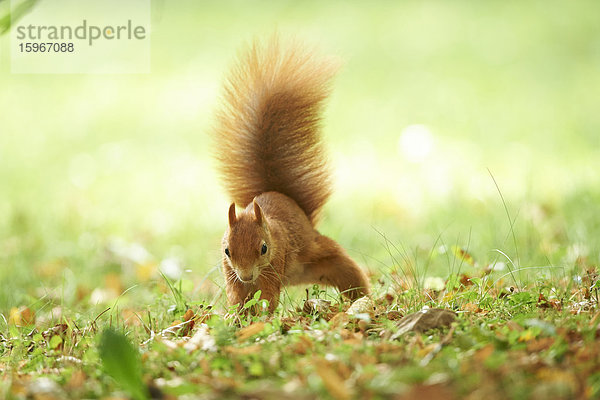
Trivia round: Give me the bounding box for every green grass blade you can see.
[98,329,147,400]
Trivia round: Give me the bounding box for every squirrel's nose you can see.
[238,272,253,282]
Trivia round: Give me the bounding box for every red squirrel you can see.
[212,36,370,312]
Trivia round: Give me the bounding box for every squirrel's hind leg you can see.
[303,235,370,300]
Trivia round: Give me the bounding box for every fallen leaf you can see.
[136,261,157,282]
[104,273,123,294]
[292,335,314,355]
[474,344,495,363]
[329,312,350,328]
[535,368,577,393]
[346,296,375,316]
[548,298,562,310]
[340,329,363,343]
[536,292,561,310]
[42,323,68,339]
[384,292,395,304]
[461,303,482,313]
[237,322,265,341]
[279,317,295,333]
[66,371,86,389]
[391,308,456,339]
[452,246,475,266]
[179,309,196,336]
[385,310,403,320]
[303,299,331,315]
[223,344,261,355]
[518,329,536,342]
[183,309,195,321]
[418,343,440,358]
[459,274,473,286]
[9,306,35,326]
[526,337,555,352]
[398,383,455,400]
[315,359,352,400]
[506,320,523,332]
[10,380,27,397]
[122,309,144,327]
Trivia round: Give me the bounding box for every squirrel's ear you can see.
[253,200,263,225]
[228,203,237,226]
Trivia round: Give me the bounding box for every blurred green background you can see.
[1,0,599,315]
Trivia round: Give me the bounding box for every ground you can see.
[2,219,600,399]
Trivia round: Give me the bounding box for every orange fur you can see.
[213,37,370,312]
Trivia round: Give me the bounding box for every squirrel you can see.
[212,36,370,313]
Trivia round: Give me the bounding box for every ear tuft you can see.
[253,200,263,224]
[228,203,237,226]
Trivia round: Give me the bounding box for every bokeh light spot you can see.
[398,124,434,163]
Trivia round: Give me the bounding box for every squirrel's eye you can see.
[224,248,230,258]
[261,243,268,255]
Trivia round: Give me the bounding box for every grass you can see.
[1,0,600,398]
[2,187,600,399]
[2,250,600,399]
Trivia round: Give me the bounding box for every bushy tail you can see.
[213,36,337,224]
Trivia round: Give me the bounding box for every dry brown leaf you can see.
[461,303,482,313]
[135,261,156,282]
[183,309,195,321]
[315,360,352,400]
[223,344,262,355]
[180,309,196,336]
[346,296,375,316]
[548,298,562,310]
[291,342,310,355]
[104,273,123,294]
[76,285,90,301]
[399,383,455,400]
[42,323,68,339]
[9,306,35,326]
[452,246,475,266]
[536,293,561,310]
[391,308,456,339]
[10,380,27,397]
[384,292,395,304]
[237,322,265,341]
[329,312,350,328]
[385,310,403,320]
[66,371,86,389]
[303,299,331,315]
[526,337,555,353]
[536,368,577,392]
[417,343,440,358]
[343,335,363,345]
[460,274,473,287]
[121,309,144,327]
[506,320,523,332]
[279,317,294,333]
[474,344,494,363]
